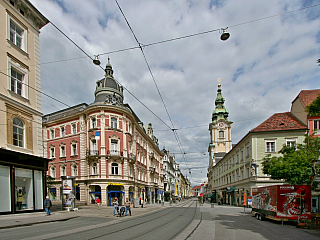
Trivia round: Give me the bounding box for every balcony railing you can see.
[129,153,136,161]
[107,150,123,156]
[87,150,99,156]
[149,167,155,172]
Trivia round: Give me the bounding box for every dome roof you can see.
[94,59,124,104]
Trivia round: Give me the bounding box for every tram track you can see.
[85,199,195,240]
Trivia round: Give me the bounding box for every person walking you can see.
[17,189,24,210]
[113,197,119,216]
[141,198,144,208]
[96,197,101,210]
[125,198,131,216]
[44,196,52,216]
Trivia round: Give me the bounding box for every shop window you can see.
[112,163,118,175]
[34,170,43,210]
[13,118,24,147]
[15,168,33,211]
[0,165,11,212]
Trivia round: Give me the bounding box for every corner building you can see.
[43,60,164,206]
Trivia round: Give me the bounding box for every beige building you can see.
[0,0,48,154]
[0,0,49,214]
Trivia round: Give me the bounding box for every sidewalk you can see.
[0,201,173,229]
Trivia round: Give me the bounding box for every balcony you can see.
[87,150,99,156]
[149,167,156,173]
[107,150,123,157]
[128,153,136,163]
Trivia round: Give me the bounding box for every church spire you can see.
[212,78,229,122]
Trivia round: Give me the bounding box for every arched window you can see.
[112,163,118,175]
[61,166,66,176]
[92,162,97,175]
[13,118,23,147]
[72,165,78,176]
[51,167,56,178]
[219,130,224,138]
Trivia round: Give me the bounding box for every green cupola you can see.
[212,79,229,122]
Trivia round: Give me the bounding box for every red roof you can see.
[292,89,320,108]
[250,112,307,133]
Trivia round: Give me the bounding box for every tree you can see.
[305,93,320,116]
[262,135,320,189]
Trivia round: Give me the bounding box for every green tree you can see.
[262,135,320,189]
[306,93,320,116]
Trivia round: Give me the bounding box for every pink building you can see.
[43,60,164,206]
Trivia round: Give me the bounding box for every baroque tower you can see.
[208,78,233,167]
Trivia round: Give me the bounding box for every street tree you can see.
[262,135,320,189]
[306,93,320,116]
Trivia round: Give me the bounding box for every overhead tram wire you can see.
[115,0,190,166]
[13,3,319,69]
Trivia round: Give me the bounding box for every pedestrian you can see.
[96,197,101,210]
[141,198,144,208]
[125,198,131,216]
[44,196,52,216]
[113,197,119,216]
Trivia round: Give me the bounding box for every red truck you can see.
[252,185,311,221]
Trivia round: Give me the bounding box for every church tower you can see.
[208,78,232,167]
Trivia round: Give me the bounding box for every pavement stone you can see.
[0,201,174,229]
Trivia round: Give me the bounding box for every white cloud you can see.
[31,0,320,186]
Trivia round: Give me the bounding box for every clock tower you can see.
[208,78,232,167]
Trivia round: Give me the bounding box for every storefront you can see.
[0,148,50,214]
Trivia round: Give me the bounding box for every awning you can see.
[208,192,216,198]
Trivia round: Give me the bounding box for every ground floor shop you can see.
[49,181,163,206]
[0,149,50,214]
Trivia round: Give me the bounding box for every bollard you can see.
[211,203,214,208]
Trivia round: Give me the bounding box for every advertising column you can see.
[61,176,76,210]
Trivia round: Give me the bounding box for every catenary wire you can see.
[115,0,189,166]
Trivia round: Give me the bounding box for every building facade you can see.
[42,60,164,206]
[0,0,49,214]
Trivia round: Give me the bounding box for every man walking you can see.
[44,196,52,216]
[125,198,131,216]
[96,197,101,210]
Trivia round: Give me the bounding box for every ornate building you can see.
[42,60,164,206]
[0,0,49,214]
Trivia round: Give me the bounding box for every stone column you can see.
[100,184,107,205]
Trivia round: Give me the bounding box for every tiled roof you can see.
[293,89,320,108]
[250,112,307,133]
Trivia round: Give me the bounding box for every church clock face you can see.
[218,122,225,128]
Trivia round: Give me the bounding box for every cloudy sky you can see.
[31,0,320,185]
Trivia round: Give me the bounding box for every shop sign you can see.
[108,182,123,186]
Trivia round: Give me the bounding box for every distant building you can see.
[0,0,49,214]
[42,60,164,206]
